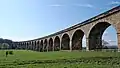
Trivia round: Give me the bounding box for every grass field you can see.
[0,50,120,68]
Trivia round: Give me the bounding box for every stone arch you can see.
[40,40,43,52]
[34,41,37,51]
[61,33,70,50]
[20,43,22,49]
[26,42,29,50]
[15,42,18,49]
[24,42,26,49]
[71,29,84,50]
[88,22,117,50]
[14,42,18,49]
[48,38,53,51]
[36,41,40,51]
[19,43,21,49]
[31,41,34,50]
[54,36,60,51]
[43,39,48,51]
[28,42,31,50]
[25,42,27,50]
[21,43,23,49]
[23,42,26,49]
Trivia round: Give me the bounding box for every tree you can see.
[2,43,9,49]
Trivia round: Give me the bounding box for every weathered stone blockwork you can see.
[13,5,120,51]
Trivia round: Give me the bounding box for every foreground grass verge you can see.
[0,50,120,68]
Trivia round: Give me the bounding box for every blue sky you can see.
[0,0,119,46]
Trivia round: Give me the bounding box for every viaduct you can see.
[13,5,120,52]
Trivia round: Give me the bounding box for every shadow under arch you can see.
[48,38,53,51]
[71,29,84,50]
[88,22,117,50]
[61,33,70,50]
[54,36,60,51]
[36,41,40,51]
[27,42,29,50]
[43,39,47,51]
[28,42,31,50]
[31,41,34,50]
[40,40,43,52]
[34,41,37,51]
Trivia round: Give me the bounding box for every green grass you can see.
[0,50,120,68]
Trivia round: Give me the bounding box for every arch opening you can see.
[36,41,40,51]
[31,41,34,50]
[28,42,31,50]
[44,39,47,51]
[23,43,26,49]
[26,42,29,50]
[88,22,117,50]
[48,38,53,51]
[61,33,70,50]
[34,41,37,51]
[102,26,118,49]
[23,43,26,50]
[40,40,43,52]
[72,29,84,50]
[22,43,25,49]
[54,36,60,51]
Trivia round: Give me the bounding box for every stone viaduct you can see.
[14,5,120,52]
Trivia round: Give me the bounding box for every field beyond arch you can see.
[0,50,120,68]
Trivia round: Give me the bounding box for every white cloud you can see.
[108,40,117,45]
[49,4,94,8]
[109,40,116,42]
[108,1,120,5]
[49,4,64,7]
[74,4,94,8]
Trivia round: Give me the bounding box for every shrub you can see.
[9,51,13,55]
[6,51,8,57]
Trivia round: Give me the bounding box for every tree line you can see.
[0,38,13,49]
